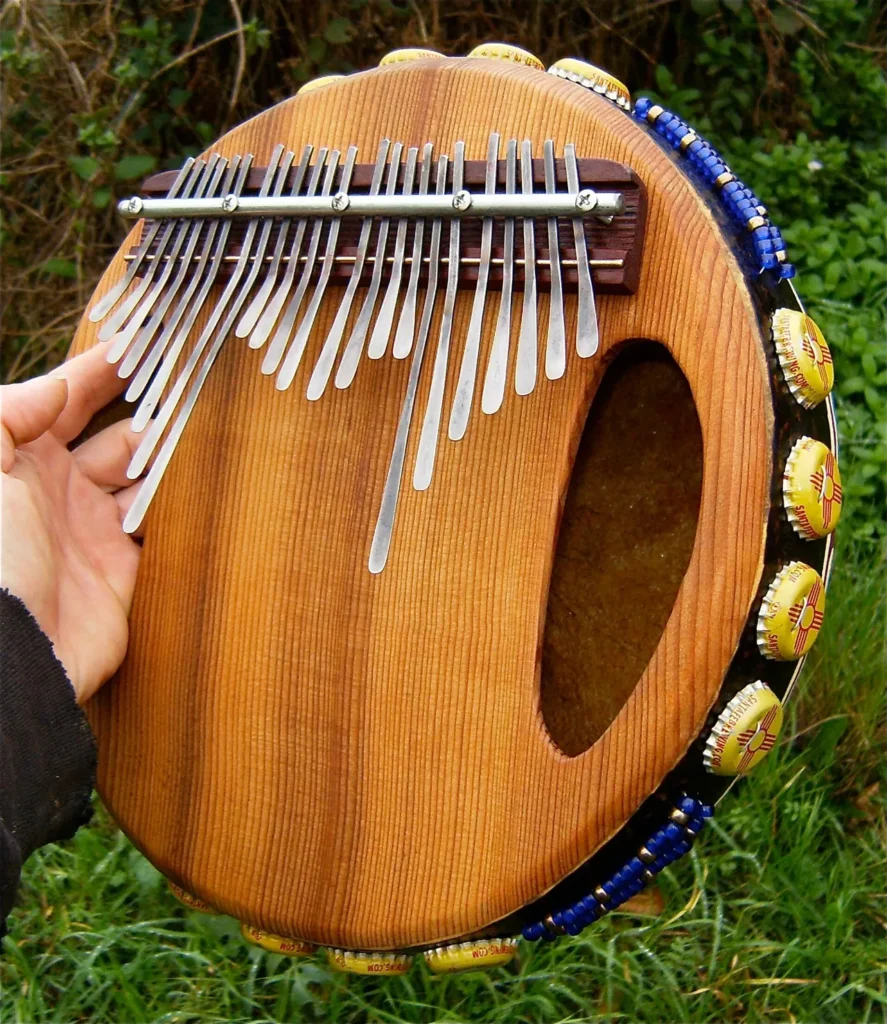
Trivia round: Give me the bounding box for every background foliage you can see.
[1,1,885,1022]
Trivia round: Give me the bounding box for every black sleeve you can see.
[0,589,97,934]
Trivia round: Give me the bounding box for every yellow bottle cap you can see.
[380,48,445,65]
[547,58,631,109]
[467,43,544,71]
[703,682,784,776]
[424,938,518,974]
[326,949,412,975]
[783,436,843,540]
[297,74,345,95]
[168,881,218,914]
[771,308,834,408]
[240,923,316,957]
[757,561,826,661]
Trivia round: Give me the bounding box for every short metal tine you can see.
[127,152,257,458]
[249,145,323,351]
[307,139,391,401]
[262,149,340,376]
[413,140,465,491]
[565,143,598,357]
[109,156,218,365]
[368,145,419,360]
[482,138,517,415]
[99,158,205,343]
[335,141,404,389]
[449,131,499,440]
[277,146,358,391]
[126,156,236,412]
[369,156,448,573]
[515,140,538,396]
[392,142,434,360]
[90,157,196,324]
[236,145,312,338]
[543,140,567,380]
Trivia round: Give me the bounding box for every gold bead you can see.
[715,171,735,188]
[646,104,664,123]
[747,215,766,230]
[679,132,698,150]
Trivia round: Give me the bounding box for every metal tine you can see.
[515,140,538,396]
[334,141,404,389]
[413,140,465,491]
[276,145,358,391]
[236,145,312,338]
[564,143,598,357]
[127,151,258,449]
[261,149,340,376]
[306,138,391,401]
[367,145,419,360]
[448,132,500,441]
[369,156,448,574]
[392,142,434,360]
[89,158,196,323]
[481,139,517,415]
[543,140,567,380]
[98,159,206,342]
[126,156,236,410]
[248,145,323,350]
[108,156,219,364]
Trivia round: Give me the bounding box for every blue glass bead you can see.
[664,823,683,841]
[689,814,705,832]
[581,900,600,920]
[602,879,617,897]
[722,182,741,198]
[652,855,669,872]
[753,225,771,240]
[563,908,578,926]
[565,920,584,936]
[540,927,558,942]
[702,805,714,818]
[674,839,691,856]
[780,264,796,279]
[647,833,665,854]
[523,922,545,941]
[634,97,652,118]
[680,796,700,814]
[686,140,704,156]
[760,253,778,269]
[628,878,645,896]
[709,162,727,179]
[626,857,645,878]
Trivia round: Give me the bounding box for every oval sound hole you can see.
[541,342,703,757]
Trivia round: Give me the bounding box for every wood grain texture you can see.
[71,57,773,949]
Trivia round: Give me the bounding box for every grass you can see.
[1,548,885,1024]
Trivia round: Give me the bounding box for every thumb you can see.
[1,376,69,472]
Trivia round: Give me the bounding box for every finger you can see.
[1,376,69,472]
[50,341,128,444]
[114,481,144,538]
[73,418,144,490]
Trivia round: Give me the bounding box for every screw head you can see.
[452,189,472,211]
[575,189,597,212]
[331,191,350,212]
[125,196,143,216]
[221,193,239,213]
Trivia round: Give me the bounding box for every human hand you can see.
[1,342,144,703]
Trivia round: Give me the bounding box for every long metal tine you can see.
[236,145,312,338]
[392,142,434,360]
[448,132,499,440]
[90,158,196,323]
[276,146,358,391]
[108,157,218,364]
[248,146,323,350]
[481,139,517,415]
[564,143,598,357]
[369,156,448,573]
[261,149,340,375]
[367,145,419,360]
[306,138,391,401]
[335,141,404,389]
[413,141,465,491]
[515,140,538,396]
[126,156,236,411]
[98,159,206,342]
[543,139,566,380]
[127,152,257,450]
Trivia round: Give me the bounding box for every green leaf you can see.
[772,7,805,36]
[113,154,157,182]
[68,155,100,181]
[42,258,77,278]
[92,187,112,209]
[323,17,352,45]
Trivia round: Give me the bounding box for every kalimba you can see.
[71,44,840,974]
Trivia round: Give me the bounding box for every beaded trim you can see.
[522,795,713,941]
[632,98,794,281]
